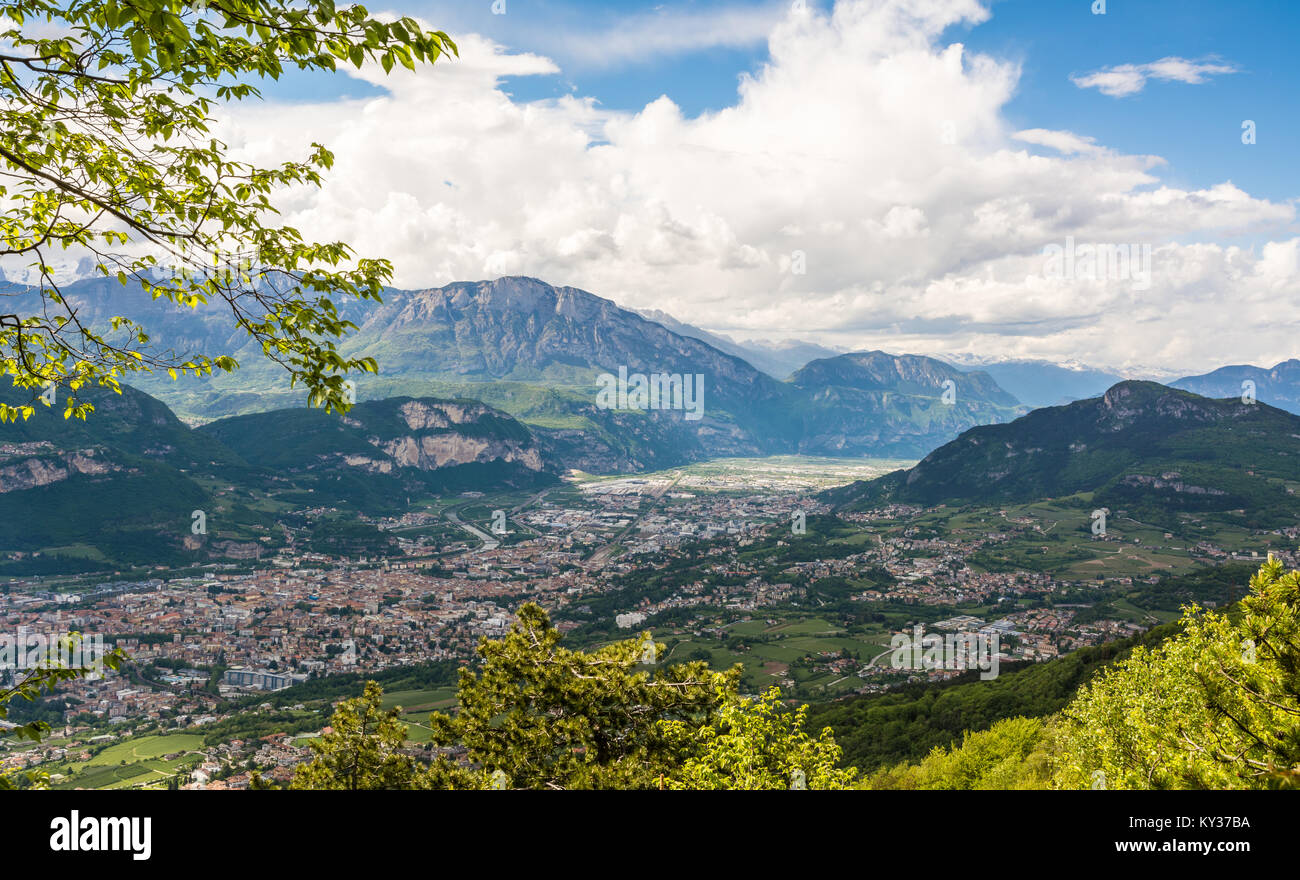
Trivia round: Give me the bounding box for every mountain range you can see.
[5,272,1299,471]
[8,275,1029,464]
[11,373,1298,576]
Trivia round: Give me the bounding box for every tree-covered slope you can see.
[826,381,1300,528]
[0,383,267,570]
[0,385,560,571]
[808,619,1180,771]
[789,350,1026,457]
[198,395,559,511]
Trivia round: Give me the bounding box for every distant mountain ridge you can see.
[634,308,842,379]
[340,278,1028,459]
[1172,360,1300,415]
[793,351,1017,404]
[945,358,1124,408]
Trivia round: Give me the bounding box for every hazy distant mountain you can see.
[795,351,1019,405]
[1172,360,1300,415]
[788,351,1026,457]
[945,358,1124,408]
[636,308,840,379]
[8,275,805,463]
[826,381,1300,529]
[740,338,846,380]
[0,256,100,288]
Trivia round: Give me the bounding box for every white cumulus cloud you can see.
[210,0,1295,375]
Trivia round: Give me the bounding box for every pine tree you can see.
[426,603,741,790]
[290,681,427,790]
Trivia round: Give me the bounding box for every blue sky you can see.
[264,0,1299,203]
[962,0,1298,204]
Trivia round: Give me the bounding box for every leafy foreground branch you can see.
[0,634,126,789]
[283,558,1300,790]
[0,1,456,421]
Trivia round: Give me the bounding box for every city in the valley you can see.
[2,455,1290,789]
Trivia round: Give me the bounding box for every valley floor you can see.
[3,455,1290,789]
